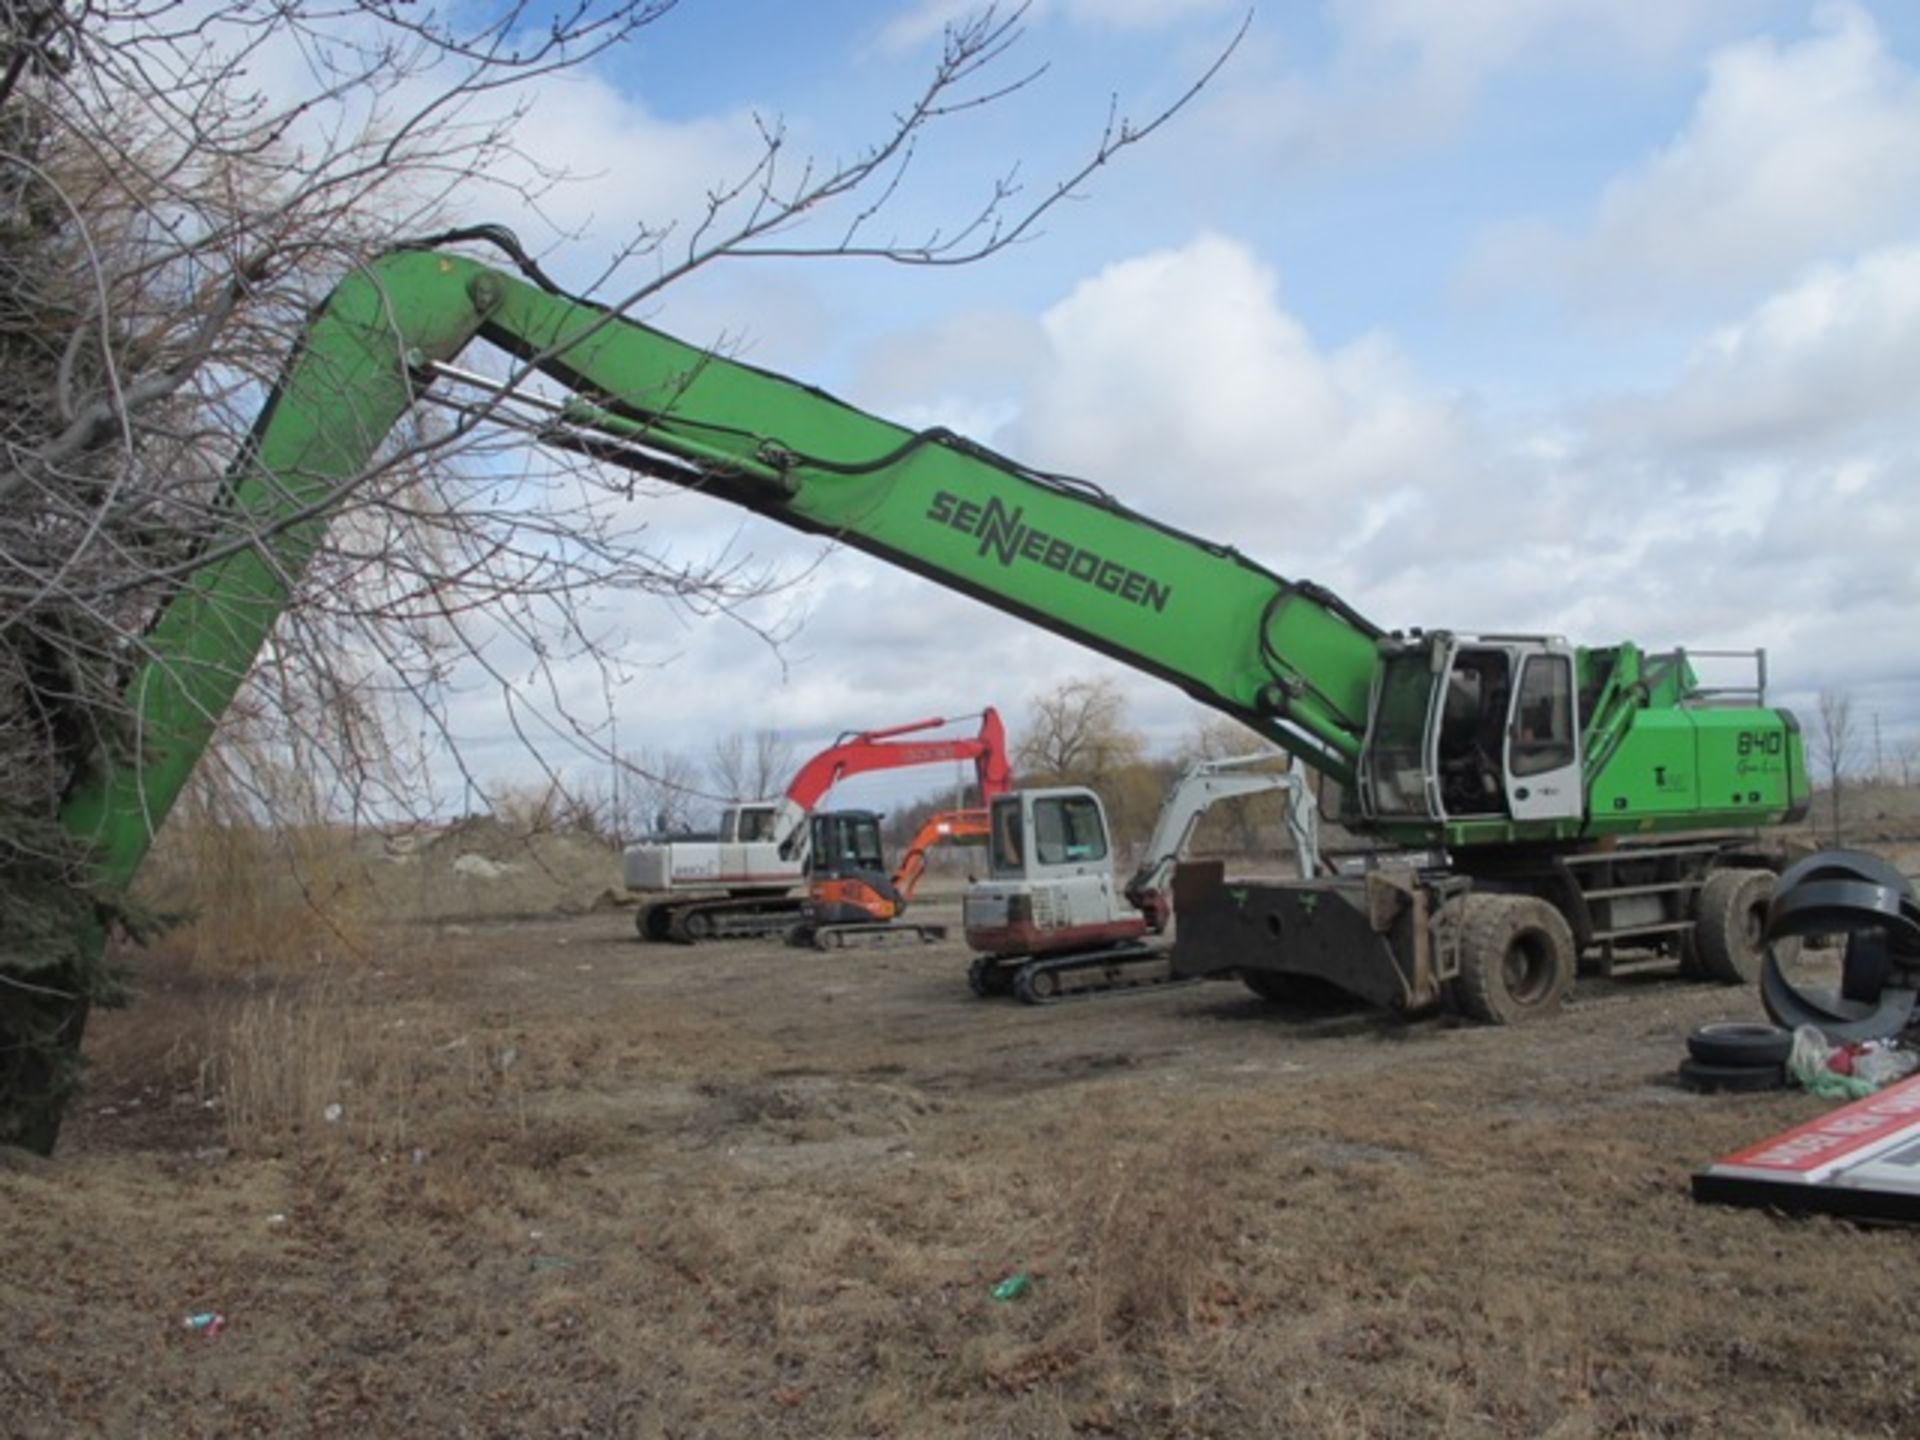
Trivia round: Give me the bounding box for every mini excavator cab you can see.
[1358,632,1582,827]
[804,810,904,925]
[964,788,1142,956]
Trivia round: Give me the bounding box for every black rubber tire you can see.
[1695,869,1777,985]
[1677,1057,1786,1093]
[1686,1020,1792,1068]
[1453,893,1575,1025]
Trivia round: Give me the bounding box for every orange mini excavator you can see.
[789,808,990,949]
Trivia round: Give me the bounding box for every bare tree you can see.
[0,1,1244,1149]
[1015,676,1168,845]
[1898,736,1920,789]
[619,746,706,837]
[1174,713,1278,766]
[708,729,798,802]
[1016,676,1146,780]
[1813,688,1858,846]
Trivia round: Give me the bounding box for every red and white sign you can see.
[1695,1072,1920,1221]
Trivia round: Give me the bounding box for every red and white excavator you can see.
[625,710,1011,942]
[964,754,1321,1002]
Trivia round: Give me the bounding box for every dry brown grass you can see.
[135,779,388,979]
[18,881,1920,1437]
[216,985,479,1152]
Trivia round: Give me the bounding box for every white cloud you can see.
[877,0,1233,54]
[1005,233,1472,558]
[1211,0,1729,169]
[1594,246,1920,451]
[445,75,770,276]
[985,232,1920,740]
[851,308,1049,426]
[1475,3,1920,312]
[1335,0,1721,102]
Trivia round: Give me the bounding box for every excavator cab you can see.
[804,810,903,925]
[1358,633,1583,827]
[963,788,1142,957]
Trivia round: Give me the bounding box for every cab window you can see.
[989,798,1024,877]
[1511,655,1576,777]
[1034,795,1108,865]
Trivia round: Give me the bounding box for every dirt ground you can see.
[8,848,1920,1437]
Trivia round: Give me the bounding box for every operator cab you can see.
[987,789,1110,879]
[807,809,887,881]
[1358,632,1582,826]
[721,803,779,843]
[966,788,1137,958]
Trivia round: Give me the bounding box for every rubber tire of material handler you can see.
[1453,893,1575,1025]
[1696,868,1783,985]
[1686,1020,1793,1068]
[1677,1057,1786,1094]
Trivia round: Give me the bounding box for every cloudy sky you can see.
[419,0,1920,817]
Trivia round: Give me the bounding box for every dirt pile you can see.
[364,817,624,921]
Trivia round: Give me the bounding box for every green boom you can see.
[60,246,1387,883]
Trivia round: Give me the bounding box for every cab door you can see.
[721,802,782,886]
[1028,790,1123,928]
[1504,648,1584,823]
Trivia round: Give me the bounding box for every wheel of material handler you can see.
[1453,893,1575,1024]
[1696,868,1797,985]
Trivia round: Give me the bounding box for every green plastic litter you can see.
[990,1272,1030,1302]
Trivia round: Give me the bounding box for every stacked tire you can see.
[1678,1021,1792,1093]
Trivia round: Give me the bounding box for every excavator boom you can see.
[891,809,991,901]
[60,237,1383,895]
[772,711,1009,857]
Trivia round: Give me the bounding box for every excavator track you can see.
[788,921,948,951]
[971,944,1198,1005]
[637,895,806,944]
